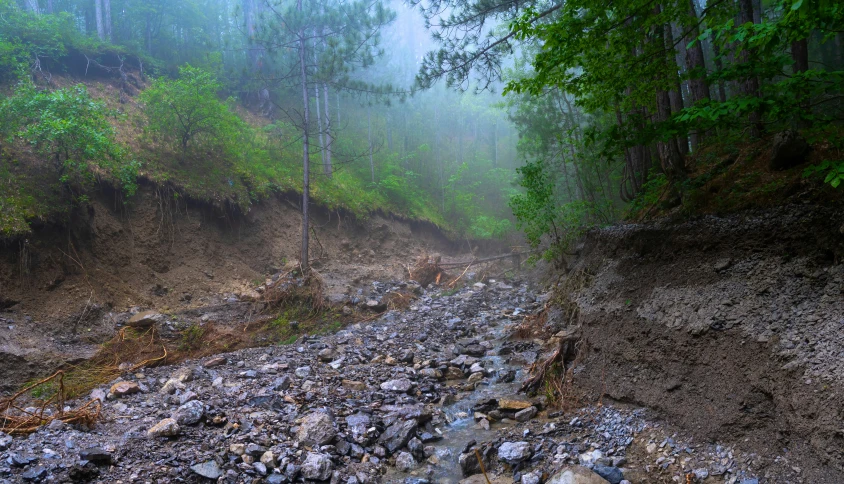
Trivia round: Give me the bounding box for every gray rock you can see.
[174,400,205,425]
[522,471,542,484]
[297,412,337,446]
[380,378,415,393]
[593,465,623,484]
[79,448,112,466]
[547,466,609,484]
[295,366,312,378]
[21,465,47,481]
[346,413,372,443]
[0,432,11,451]
[301,452,333,481]
[378,419,417,455]
[395,451,416,472]
[514,406,538,422]
[498,441,532,464]
[191,461,222,480]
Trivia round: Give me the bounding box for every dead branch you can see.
[520,329,581,394]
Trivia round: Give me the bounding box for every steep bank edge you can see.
[567,205,844,483]
[0,183,474,392]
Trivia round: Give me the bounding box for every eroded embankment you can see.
[563,205,844,483]
[0,183,464,392]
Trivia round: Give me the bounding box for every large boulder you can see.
[378,419,417,455]
[770,130,809,171]
[297,412,337,446]
[547,466,610,484]
[498,441,532,464]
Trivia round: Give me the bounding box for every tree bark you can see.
[738,0,763,138]
[792,38,809,74]
[654,15,686,181]
[322,83,332,176]
[665,23,689,156]
[94,0,105,40]
[103,0,112,41]
[368,108,375,183]
[297,9,310,273]
[25,0,39,14]
[315,83,326,176]
[684,0,710,149]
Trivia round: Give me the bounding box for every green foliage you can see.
[1,80,138,197]
[140,65,247,154]
[510,159,596,264]
[804,160,844,188]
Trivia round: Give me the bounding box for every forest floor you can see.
[1,193,843,483]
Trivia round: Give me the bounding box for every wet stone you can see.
[79,447,112,466]
[191,460,222,479]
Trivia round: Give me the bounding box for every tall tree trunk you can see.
[712,42,728,103]
[336,92,341,125]
[322,83,332,176]
[654,14,686,181]
[145,15,152,54]
[665,24,689,156]
[368,108,375,183]
[387,112,393,152]
[94,0,105,40]
[315,83,326,175]
[792,38,809,74]
[738,0,763,138]
[25,0,39,14]
[684,0,710,150]
[297,6,310,273]
[46,0,53,14]
[103,0,112,41]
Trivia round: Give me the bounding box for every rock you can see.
[174,400,205,425]
[318,348,335,362]
[498,399,532,410]
[261,451,276,468]
[191,461,222,480]
[365,300,387,311]
[467,372,484,384]
[21,465,47,481]
[346,413,372,443]
[593,465,623,484]
[522,471,542,484]
[460,476,514,484]
[342,380,366,391]
[295,366,312,378]
[395,451,416,472]
[79,448,112,466]
[459,449,493,478]
[445,367,466,380]
[301,452,333,481]
[547,466,610,484]
[498,441,532,464]
[419,368,443,379]
[380,378,415,393]
[378,419,418,455]
[297,412,337,446]
[147,418,180,438]
[8,453,37,467]
[0,432,11,451]
[68,463,100,481]
[160,379,185,395]
[515,406,538,422]
[108,381,140,398]
[127,310,161,328]
[770,129,809,171]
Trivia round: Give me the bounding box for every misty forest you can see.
[0,0,844,483]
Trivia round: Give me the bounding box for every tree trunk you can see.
[94,0,105,40]
[738,0,763,138]
[665,24,689,156]
[492,121,498,167]
[368,108,375,183]
[297,18,310,273]
[336,92,341,125]
[684,0,710,150]
[103,0,112,41]
[387,112,393,152]
[145,15,153,54]
[25,0,39,14]
[315,83,326,176]
[654,15,685,181]
[792,38,809,74]
[322,83,332,176]
[46,0,53,14]
[712,42,728,103]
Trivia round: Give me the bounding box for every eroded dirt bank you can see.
[0,184,464,392]
[564,204,844,483]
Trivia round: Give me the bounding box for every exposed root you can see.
[409,254,446,288]
[0,371,101,436]
[263,267,326,314]
[521,330,586,411]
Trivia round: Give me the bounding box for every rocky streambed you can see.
[0,279,769,483]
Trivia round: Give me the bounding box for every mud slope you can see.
[0,184,461,390]
[565,205,844,483]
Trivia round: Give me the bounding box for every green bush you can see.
[1,80,137,197]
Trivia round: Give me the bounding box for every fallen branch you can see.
[520,329,581,394]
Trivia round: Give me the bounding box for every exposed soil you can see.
[0,183,482,393]
[564,204,844,483]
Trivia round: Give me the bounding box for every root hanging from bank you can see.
[0,371,102,436]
